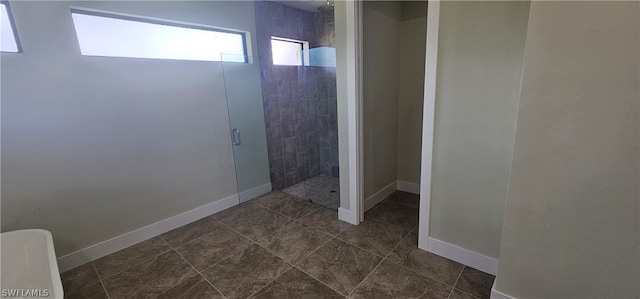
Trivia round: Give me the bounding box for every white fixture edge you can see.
[338,207,358,225]
[491,281,517,299]
[57,193,239,272]
[238,182,272,203]
[396,180,420,194]
[418,0,440,252]
[363,181,398,212]
[341,0,364,225]
[427,236,499,276]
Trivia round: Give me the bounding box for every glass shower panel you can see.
[301,47,336,67]
[221,55,271,203]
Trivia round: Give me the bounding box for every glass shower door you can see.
[221,55,271,203]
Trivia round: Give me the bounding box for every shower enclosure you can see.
[221,55,272,204]
[223,1,340,210]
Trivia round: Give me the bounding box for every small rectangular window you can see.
[271,36,309,66]
[71,9,247,62]
[1,1,20,53]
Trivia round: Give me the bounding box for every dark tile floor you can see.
[61,191,495,299]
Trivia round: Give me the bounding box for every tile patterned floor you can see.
[283,174,340,210]
[61,191,495,299]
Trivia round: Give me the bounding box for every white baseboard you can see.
[491,281,516,299]
[338,207,358,225]
[57,194,239,272]
[426,237,499,276]
[364,181,398,212]
[396,180,420,194]
[238,183,272,203]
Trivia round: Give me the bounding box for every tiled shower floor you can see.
[61,191,495,299]
[282,174,340,210]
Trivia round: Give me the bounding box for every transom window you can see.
[271,36,309,66]
[71,9,247,62]
[1,1,21,53]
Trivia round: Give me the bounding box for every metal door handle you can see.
[232,128,241,146]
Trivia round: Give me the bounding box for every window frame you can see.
[271,36,309,66]
[1,0,22,53]
[70,7,249,63]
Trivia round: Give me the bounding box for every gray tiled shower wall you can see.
[255,1,338,190]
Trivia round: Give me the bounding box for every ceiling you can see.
[272,0,330,13]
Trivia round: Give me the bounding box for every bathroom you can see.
[1,0,341,297]
[4,0,634,298]
[1,0,340,244]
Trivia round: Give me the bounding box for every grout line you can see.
[362,217,414,234]
[97,247,175,281]
[331,229,408,260]
[383,230,412,261]
[311,212,355,237]
[213,211,270,244]
[345,254,384,297]
[346,225,411,298]
[447,266,466,299]
[86,195,333,298]
[252,218,299,244]
[243,252,295,299]
[245,216,337,275]
[159,235,228,299]
[197,221,259,274]
[380,231,460,293]
[294,264,348,298]
[364,216,415,233]
[90,261,111,299]
[169,218,258,277]
[385,198,421,209]
[60,265,100,295]
[229,216,339,299]
[383,246,460,290]
[293,205,324,221]
[289,236,352,297]
[208,201,298,245]
[174,193,345,297]
[250,197,311,222]
[94,237,174,281]
[363,201,420,233]
[233,194,330,244]
[290,233,336,268]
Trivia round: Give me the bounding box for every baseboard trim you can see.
[491,281,516,299]
[396,180,420,194]
[338,207,358,225]
[57,194,239,272]
[364,181,397,212]
[238,183,272,203]
[427,237,499,276]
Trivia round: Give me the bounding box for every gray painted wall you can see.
[495,1,640,297]
[429,1,530,258]
[1,1,263,256]
[396,2,427,185]
[363,1,427,196]
[362,1,402,198]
